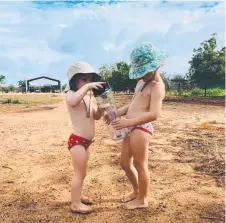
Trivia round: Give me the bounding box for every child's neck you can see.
[143,73,156,82]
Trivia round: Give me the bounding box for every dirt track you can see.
[0,95,225,223]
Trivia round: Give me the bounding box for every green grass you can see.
[166,88,226,97]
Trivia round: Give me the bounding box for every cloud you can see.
[0,28,13,33]
[0,1,224,86]
[57,24,69,28]
[0,12,22,25]
[166,55,193,76]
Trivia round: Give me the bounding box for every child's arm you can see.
[66,82,104,107]
[103,87,137,124]
[111,83,164,128]
[117,104,130,117]
[103,94,134,124]
[66,86,89,107]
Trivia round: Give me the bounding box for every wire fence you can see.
[165,80,225,97]
[1,80,225,97]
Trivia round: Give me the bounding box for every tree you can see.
[18,80,26,93]
[8,85,16,92]
[170,74,188,94]
[0,74,5,84]
[99,61,137,92]
[18,80,26,88]
[188,33,225,89]
[171,74,186,82]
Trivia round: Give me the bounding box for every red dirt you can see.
[0,94,224,223]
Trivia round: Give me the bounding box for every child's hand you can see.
[111,118,132,129]
[87,82,105,90]
[103,111,111,125]
[103,110,120,125]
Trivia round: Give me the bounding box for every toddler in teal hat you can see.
[110,43,168,210]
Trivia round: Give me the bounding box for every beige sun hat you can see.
[64,61,102,92]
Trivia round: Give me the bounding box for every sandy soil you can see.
[0,94,225,223]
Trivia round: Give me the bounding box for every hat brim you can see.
[64,72,104,92]
[129,51,168,79]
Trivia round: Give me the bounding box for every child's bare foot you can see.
[81,195,93,205]
[70,203,94,214]
[125,198,148,210]
[121,192,138,203]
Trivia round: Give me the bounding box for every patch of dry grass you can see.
[174,127,225,187]
[0,93,63,112]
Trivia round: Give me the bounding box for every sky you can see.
[0,0,225,86]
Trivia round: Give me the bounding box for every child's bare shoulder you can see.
[66,90,74,95]
[151,79,165,88]
[137,80,143,86]
[66,90,76,107]
[135,80,144,91]
[66,90,73,99]
[150,81,165,97]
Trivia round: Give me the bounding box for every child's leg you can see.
[120,135,138,202]
[126,130,151,209]
[80,147,93,204]
[70,145,92,213]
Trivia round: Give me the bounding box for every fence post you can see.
[204,83,207,97]
[25,79,28,94]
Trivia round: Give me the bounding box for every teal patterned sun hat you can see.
[129,43,168,79]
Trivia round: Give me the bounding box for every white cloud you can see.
[102,40,133,52]
[5,48,64,63]
[168,0,224,1]
[0,28,13,33]
[0,1,224,85]
[175,23,205,34]
[166,55,192,76]
[57,24,69,28]
[102,42,115,52]
[0,13,22,24]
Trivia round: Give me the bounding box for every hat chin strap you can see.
[140,69,159,92]
[143,69,156,82]
[148,72,156,82]
[83,91,92,118]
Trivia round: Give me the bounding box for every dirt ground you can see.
[0,94,225,223]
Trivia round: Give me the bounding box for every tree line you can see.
[99,33,225,92]
[1,34,225,93]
